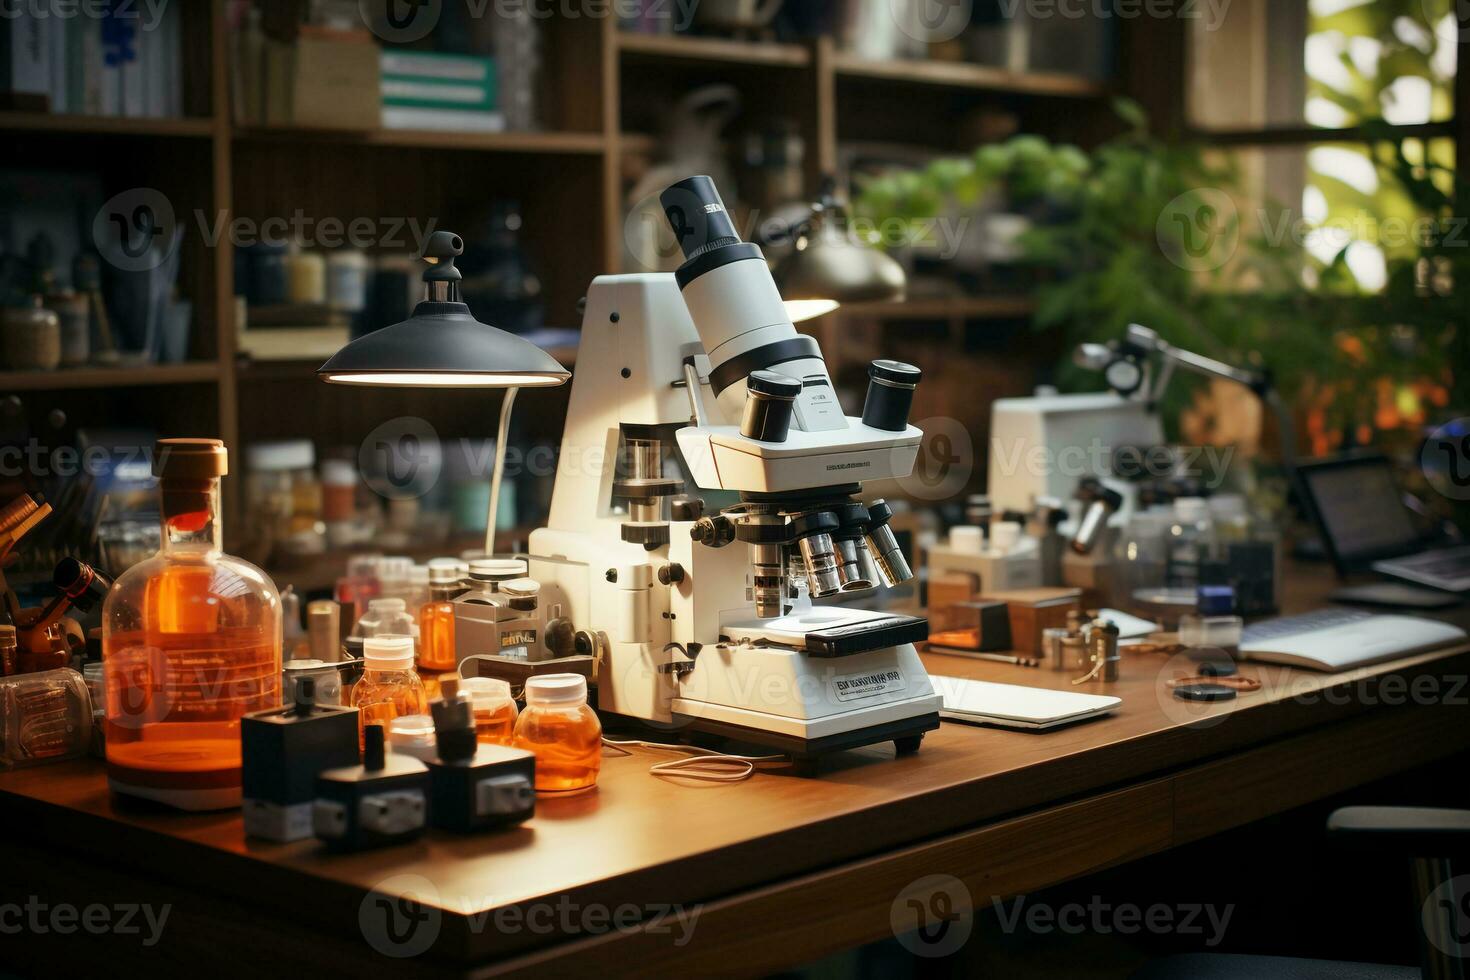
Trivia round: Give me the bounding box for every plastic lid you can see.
[320,458,357,486]
[1175,496,1209,521]
[389,714,436,743]
[469,558,527,580]
[524,672,587,706]
[367,597,407,613]
[990,521,1023,553]
[245,439,314,472]
[459,676,514,708]
[363,635,414,669]
[378,556,412,581]
[410,565,430,585]
[154,438,227,480]
[283,658,328,671]
[428,562,463,585]
[501,577,539,598]
[949,525,984,553]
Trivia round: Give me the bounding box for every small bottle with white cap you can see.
[349,635,427,751]
[512,673,601,793]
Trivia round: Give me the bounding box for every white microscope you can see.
[527,176,941,767]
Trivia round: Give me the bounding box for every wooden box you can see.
[977,587,1082,655]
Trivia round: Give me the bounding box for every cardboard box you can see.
[290,36,379,130]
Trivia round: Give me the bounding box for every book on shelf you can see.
[380,50,502,132]
[0,3,182,117]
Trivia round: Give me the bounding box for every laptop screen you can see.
[1299,456,1421,565]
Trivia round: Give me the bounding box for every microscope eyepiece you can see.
[660,175,742,261]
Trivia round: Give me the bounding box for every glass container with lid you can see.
[102,438,282,810]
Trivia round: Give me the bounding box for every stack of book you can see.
[380,51,502,133]
[0,3,183,117]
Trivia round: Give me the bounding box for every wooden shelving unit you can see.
[1,2,1136,558]
[831,52,1108,97]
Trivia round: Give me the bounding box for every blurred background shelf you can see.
[232,125,607,154]
[830,53,1108,97]
[0,111,217,137]
[617,31,809,67]
[0,362,222,392]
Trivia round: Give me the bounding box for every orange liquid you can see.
[417,600,457,701]
[474,700,518,746]
[104,564,280,787]
[514,705,601,793]
[351,670,427,751]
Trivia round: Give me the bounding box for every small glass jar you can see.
[350,636,427,750]
[388,713,438,762]
[3,296,62,371]
[355,597,414,639]
[0,667,92,768]
[459,676,517,745]
[513,673,600,793]
[417,563,462,684]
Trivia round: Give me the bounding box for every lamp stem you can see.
[485,386,520,555]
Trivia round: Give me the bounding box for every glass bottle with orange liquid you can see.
[513,673,600,793]
[416,563,462,700]
[458,676,517,745]
[102,439,282,810]
[350,635,426,750]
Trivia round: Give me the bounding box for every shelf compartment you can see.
[832,54,1108,98]
[0,112,216,138]
[617,32,809,68]
[0,362,221,392]
[232,126,606,155]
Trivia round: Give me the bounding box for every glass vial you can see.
[350,635,427,752]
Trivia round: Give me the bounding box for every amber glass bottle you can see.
[102,439,282,811]
[513,673,600,793]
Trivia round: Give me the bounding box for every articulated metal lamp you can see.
[775,178,906,322]
[318,230,570,552]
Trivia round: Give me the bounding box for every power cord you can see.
[602,737,786,783]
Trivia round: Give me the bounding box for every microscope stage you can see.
[722,608,929,658]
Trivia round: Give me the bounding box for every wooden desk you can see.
[3,566,1468,978]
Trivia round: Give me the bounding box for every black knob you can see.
[861,359,921,432]
[739,369,801,442]
[658,563,685,586]
[671,496,704,521]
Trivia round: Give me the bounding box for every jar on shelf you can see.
[513,673,600,793]
[3,296,62,371]
[102,438,282,810]
[245,440,322,552]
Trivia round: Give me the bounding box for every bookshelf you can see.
[1,1,1129,560]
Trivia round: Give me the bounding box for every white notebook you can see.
[930,676,1121,730]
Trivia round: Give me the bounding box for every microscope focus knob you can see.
[657,563,685,586]
[671,496,704,521]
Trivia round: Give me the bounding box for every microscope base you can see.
[678,711,940,773]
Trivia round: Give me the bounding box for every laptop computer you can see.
[1295,453,1470,593]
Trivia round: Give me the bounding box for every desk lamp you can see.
[318,231,570,553]
[775,178,906,323]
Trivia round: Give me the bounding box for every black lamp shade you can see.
[317,302,570,388]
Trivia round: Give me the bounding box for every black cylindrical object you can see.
[739,369,801,442]
[660,175,742,261]
[861,359,922,431]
